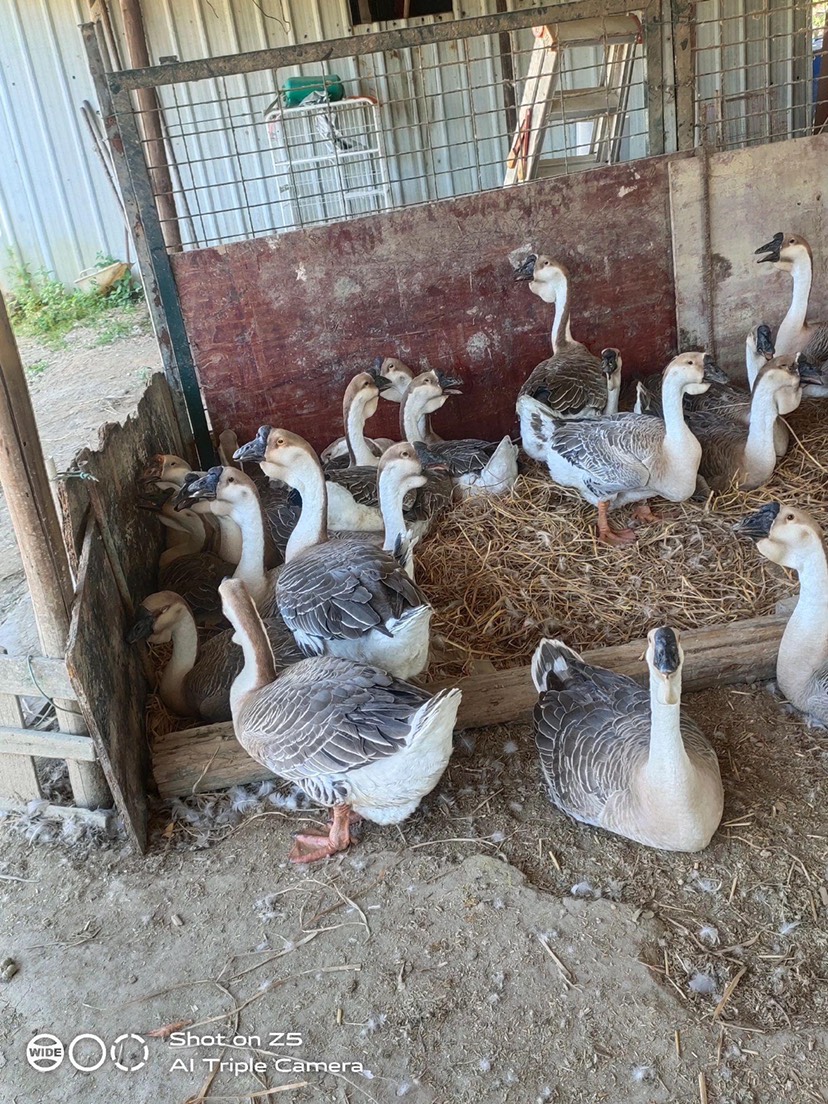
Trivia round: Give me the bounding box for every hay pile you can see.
[418,401,828,679]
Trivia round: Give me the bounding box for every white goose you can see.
[738,503,828,725]
[322,368,394,471]
[531,628,723,851]
[237,429,433,680]
[756,232,828,392]
[219,577,461,863]
[522,351,727,545]
[320,356,414,464]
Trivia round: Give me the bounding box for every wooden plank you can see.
[152,613,788,799]
[0,691,41,803]
[0,796,113,828]
[66,519,150,852]
[0,655,75,700]
[0,727,98,762]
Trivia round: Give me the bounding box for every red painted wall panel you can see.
[171,157,677,451]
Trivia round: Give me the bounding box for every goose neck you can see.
[229,609,277,715]
[784,254,812,337]
[159,617,199,715]
[742,384,781,475]
[215,515,243,564]
[345,393,376,467]
[400,390,424,445]
[645,674,691,786]
[379,468,411,551]
[284,456,328,561]
[549,271,574,352]
[229,495,269,602]
[659,375,694,440]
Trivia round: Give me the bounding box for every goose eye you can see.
[786,512,795,521]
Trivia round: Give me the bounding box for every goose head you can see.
[377,442,431,495]
[663,351,727,395]
[403,370,460,418]
[601,348,623,392]
[513,253,569,304]
[140,453,193,488]
[175,465,260,517]
[646,626,684,706]
[736,502,824,573]
[236,428,318,489]
[755,232,813,273]
[344,369,392,424]
[126,590,192,645]
[754,353,822,416]
[746,323,775,363]
[372,356,414,403]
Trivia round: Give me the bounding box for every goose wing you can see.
[802,324,828,368]
[430,439,501,476]
[277,538,426,645]
[550,414,662,495]
[237,656,431,787]
[328,465,381,507]
[519,350,606,417]
[685,411,746,488]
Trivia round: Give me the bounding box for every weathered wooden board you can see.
[172,159,678,452]
[152,613,786,798]
[58,372,185,605]
[66,519,150,851]
[670,134,828,372]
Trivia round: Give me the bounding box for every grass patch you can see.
[8,255,143,346]
[90,306,149,347]
[26,359,48,376]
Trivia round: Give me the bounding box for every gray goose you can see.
[532,628,723,851]
[220,577,461,862]
[513,253,622,418]
[126,590,303,723]
[320,356,414,465]
[322,366,395,472]
[756,233,828,388]
[237,429,433,681]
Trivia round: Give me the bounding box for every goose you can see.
[531,628,723,851]
[240,429,433,680]
[322,367,394,472]
[737,503,828,725]
[756,232,828,391]
[374,441,446,577]
[400,371,518,499]
[218,578,461,862]
[126,590,303,723]
[513,253,623,418]
[519,351,727,545]
[320,357,414,464]
[687,354,822,491]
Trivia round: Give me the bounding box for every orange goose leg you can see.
[289,804,358,864]
[596,501,637,546]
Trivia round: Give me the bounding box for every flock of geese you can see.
[128,230,828,862]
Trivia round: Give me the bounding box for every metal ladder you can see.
[504,16,642,186]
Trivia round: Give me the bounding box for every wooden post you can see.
[118,0,182,253]
[0,293,111,809]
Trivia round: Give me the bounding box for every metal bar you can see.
[81,22,214,469]
[109,0,643,91]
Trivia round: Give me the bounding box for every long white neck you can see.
[660,376,697,444]
[778,254,812,350]
[548,271,574,352]
[401,392,427,445]
[604,381,620,415]
[228,610,277,718]
[779,543,828,692]
[380,469,420,551]
[740,384,783,485]
[284,456,328,562]
[745,343,763,390]
[159,616,199,715]
[345,396,377,467]
[229,497,270,605]
[644,672,692,788]
[215,515,243,564]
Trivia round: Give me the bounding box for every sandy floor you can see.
[0,311,157,652]
[1,685,826,1102]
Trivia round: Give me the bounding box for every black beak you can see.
[436,369,463,394]
[735,502,780,541]
[755,232,783,263]
[234,425,271,463]
[513,253,537,281]
[600,349,619,376]
[702,355,729,385]
[413,441,450,474]
[367,367,393,394]
[126,604,155,645]
[756,324,775,359]
[139,457,163,485]
[651,627,680,676]
[175,466,221,510]
[795,354,824,385]
[136,485,175,513]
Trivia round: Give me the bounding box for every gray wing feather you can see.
[519,346,607,417]
[550,414,661,495]
[803,324,828,368]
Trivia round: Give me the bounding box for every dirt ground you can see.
[0,311,156,652]
[1,684,826,1103]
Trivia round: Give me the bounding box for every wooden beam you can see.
[0,292,111,810]
[0,796,113,828]
[0,727,98,763]
[152,613,787,798]
[0,655,75,700]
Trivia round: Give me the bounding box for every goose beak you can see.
[139,455,163,484]
[175,466,221,509]
[233,426,271,463]
[369,371,394,394]
[513,253,537,281]
[600,349,620,376]
[512,252,538,280]
[651,627,681,676]
[413,441,450,474]
[126,604,155,645]
[436,370,463,394]
[735,502,780,541]
[702,355,728,385]
[755,232,783,263]
[756,324,775,359]
[795,354,824,385]
[136,486,174,513]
